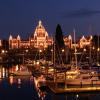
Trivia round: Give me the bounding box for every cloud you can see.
[64,8,100,18]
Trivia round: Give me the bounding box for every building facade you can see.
[9,20,92,49]
[9,20,52,49]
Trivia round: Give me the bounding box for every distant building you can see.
[9,20,92,49]
[79,35,92,48]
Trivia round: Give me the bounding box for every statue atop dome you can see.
[39,20,42,27]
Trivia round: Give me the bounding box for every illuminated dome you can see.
[32,20,49,48]
[34,20,48,38]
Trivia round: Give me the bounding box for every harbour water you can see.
[0,65,100,100]
[1,76,100,100]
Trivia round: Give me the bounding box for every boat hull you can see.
[65,79,100,85]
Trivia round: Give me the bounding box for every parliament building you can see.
[9,20,92,49]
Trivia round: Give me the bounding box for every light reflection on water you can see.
[0,76,39,100]
[0,65,39,100]
[0,65,100,100]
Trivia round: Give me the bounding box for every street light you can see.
[92,46,95,50]
[97,48,100,51]
[51,49,53,52]
[25,49,28,53]
[61,49,65,64]
[1,50,5,54]
[39,49,42,60]
[39,49,42,53]
[83,48,86,52]
[62,49,65,53]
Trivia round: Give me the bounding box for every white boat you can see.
[65,69,100,85]
[11,71,32,76]
[9,65,32,76]
[64,32,100,85]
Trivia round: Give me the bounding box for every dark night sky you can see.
[0,0,100,39]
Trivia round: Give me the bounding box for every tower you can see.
[31,20,49,49]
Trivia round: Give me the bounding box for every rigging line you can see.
[97,34,100,63]
[78,48,86,66]
[73,29,78,69]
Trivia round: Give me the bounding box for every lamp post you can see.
[39,49,42,61]
[51,49,53,63]
[97,48,100,64]
[83,48,86,62]
[83,48,86,52]
[1,50,5,54]
[97,35,100,64]
[61,49,65,65]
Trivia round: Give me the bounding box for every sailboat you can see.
[9,65,32,76]
[65,30,100,85]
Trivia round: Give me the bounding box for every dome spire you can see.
[39,20,42,27]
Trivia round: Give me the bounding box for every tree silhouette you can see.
[92,35,100,48]
[55,24,65,49]
[54,24,65,64]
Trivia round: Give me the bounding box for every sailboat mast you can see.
[73,29,77,69]
[53,33,56,82]
[97,35,99,64]
[53,36,55,68]
[89,36,92,67]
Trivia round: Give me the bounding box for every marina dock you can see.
[47,81,100,94]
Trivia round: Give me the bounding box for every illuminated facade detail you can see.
[9,35,21,49]
[64,35,92,49]
[79,35,92,48]
[30,20,52,49]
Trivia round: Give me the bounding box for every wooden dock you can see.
[46,81,100,94]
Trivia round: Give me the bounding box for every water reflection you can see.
[9,76,14,85]
[1,64,100,100]
[37,89,47,100]
[0,65,8,78]
[0,64,31,89]
[0,64,39,100]
[9,76,22,88]
[18,78,21,88]
[76,94,79,100]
